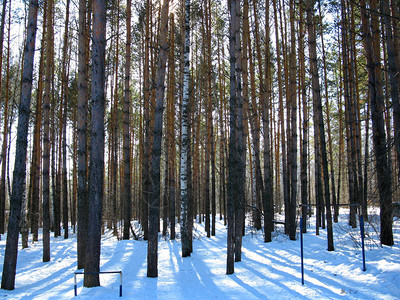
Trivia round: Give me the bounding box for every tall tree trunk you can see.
[252,0,271,238]
[42,0,54,262]
[217,31,226,224]
[227,0,244,272]
[273,0,289,234]
[263,0,274,242]
[204,0,216,238]
[0,0,9,235]
[381,0,400,178]
[247,0,262,231]
[1,0,39,290]
[147,0,169,278]
[360,0,393,246]
[181,0,191,258]
[306,0,334,250]
[336,28,344,222]
[341,0,357,228]
[227,0,238,274]
[84,0,106,287]
[0,0,6,123]
[28,11,44,242]
[318,0,337,223]
[299,1,308,232]
[167,14,176,240]
[350,0,363,228]
[61,0,71,239]
[288,0,298,241]
[123,0,132,240]
[141,0,151,241]
[233,0,245,262]
[77,0,89,269]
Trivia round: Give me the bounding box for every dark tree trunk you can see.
[263,0,274,243]
[166,16,176,240]
[273,0,289,234]
[227,0,238,274]
[61,0,71,240]
[42,0,53,263]
[122,0,132,240]
[1,0,39,290]
[288,0,298,241]
[77,0,89,269]
[28,11,44,242]
[0,0,9,235]
[233,0,245,263]
[141,0,151,241]
[0,0,6,124]
[306,0,334,251]
[84,0,106,287]
[381,0,400,178]
[299,2,308,233]
[227,0,244,272]
[360,0,393,246]
[147,0,169,278]
[341,0,357,228]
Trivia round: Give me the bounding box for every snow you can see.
[0,210,399,299]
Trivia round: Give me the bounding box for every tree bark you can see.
[147,0,169,278]
[61,0,71,239]
[381,0,400,178]
[306,0,334,250]
[181,0,191,258]
[1,0,39,290]
[360,0,393,246]
[123,0,132,240]
[141,0,151,241]
[0,0,6,123]
[84,0,106,287]
[77,0,89,269]
[0,0,9,235]
[227,0,238,274]
[288,0,298,241]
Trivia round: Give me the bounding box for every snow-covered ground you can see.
[0,209,399,299]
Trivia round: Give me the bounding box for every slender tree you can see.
[360,0,393,246]
[0,0,7,120]
[61,0,71,239]
[227,0,238,274]
[77,0,89,269]
[1,0,39,290]
[42,0,54,262]
[306,0,334,250]
[147,0,169,278]
[141,0,151,241]
[381,0,400,177]
[181,0,191,258]
[299,1,308,232]
[0,0,9,235]
[288,0,298,241]
[84,0,106,287]
[227,0,244,273]
[123,0,132,240]
[262,0,274,242]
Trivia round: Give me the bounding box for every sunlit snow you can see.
[0,209,399,299]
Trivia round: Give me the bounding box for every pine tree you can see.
[122,0,132,241]
[84,0,106,287]
[1,0,39,290]
[147,0,169,278]
[77,0,89,270]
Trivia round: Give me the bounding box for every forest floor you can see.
[0,208,399,299]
